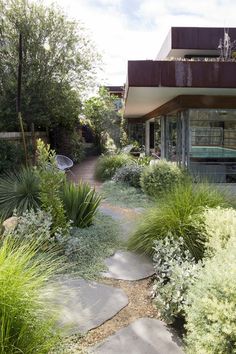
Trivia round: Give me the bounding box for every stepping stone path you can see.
[102,250,155,281]
[57,157,184,353]
[45,277,128,335]
[89,318,183,354]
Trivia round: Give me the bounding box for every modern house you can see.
[124,27,236,182]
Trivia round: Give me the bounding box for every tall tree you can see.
[0,0,99,131]
[83,87,121,152]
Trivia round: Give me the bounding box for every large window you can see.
[189,109,236,182]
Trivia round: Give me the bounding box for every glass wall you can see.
[189,109,236,182]
[127,122,145,146]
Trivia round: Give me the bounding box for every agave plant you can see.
[0,168,40,219]
[62,181,101,228]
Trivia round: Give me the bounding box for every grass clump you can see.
[0,168,40,219]
[62,181,101,227]
[64,213,121,279]
[0,238,61,353]
[128,182,230,259]
[101,181,153,209]
[94,154,134,181]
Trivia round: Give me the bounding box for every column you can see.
[145,120,150,155]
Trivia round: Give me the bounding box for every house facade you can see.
[124,27,236,182]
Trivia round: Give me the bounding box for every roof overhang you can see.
[124,60,236,120]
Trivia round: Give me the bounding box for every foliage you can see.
[101,181,153,209]
[0,0,99,131]
[36,139,68,233]
[0,167,40,219]
[62,181,101,228]
[120,115,129,147]
[6,209,66,251]
[185,236,236,354]
[83,87,121,152]
[112,164,143,188]
[69,130,85,163]
[204,207,236,257]
[94,153,134,181]
[50,128,85,164]
[140,160,185,197]
[128,182,229,259]
[0,237,62,353]
[64,213,121,279]
[136,155,152,166]
[0,141,24,174]
[152,236,202,324]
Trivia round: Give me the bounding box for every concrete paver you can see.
[102,251,155,281]
[89,318,184,354]
[45,277,128,335]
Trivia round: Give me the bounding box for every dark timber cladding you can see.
[143,95,236,120]
[128,60,236,88]
[171,27,236,50]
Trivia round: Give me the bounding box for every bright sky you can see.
[43,0,236,86]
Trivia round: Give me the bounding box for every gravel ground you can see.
[79,276,159,352]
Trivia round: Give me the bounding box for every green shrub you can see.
[128,182,229,259]
[0,141,24,175]
[94,154,134,181]
[140,160,185,197]
[36,139,68,233]
[0,168,40,219]
[0,237,61,353]
[185,236,236,354]
[112,164,143,188]
[203,207,236,257]
[152,236,202,324]
[69,130,85,163]
[62,181,101,228]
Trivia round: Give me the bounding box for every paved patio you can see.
[70,156,102,190]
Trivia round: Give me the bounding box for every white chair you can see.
[55,155,74,174]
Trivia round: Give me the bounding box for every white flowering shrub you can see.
[185,235,236,354]
[152,235,202,324]
[112,164,143,188]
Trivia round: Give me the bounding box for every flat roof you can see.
[124,60,236,118]
[157,27,236,59]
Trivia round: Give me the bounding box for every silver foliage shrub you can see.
[6,209,67,248]
[152,235,202,324]
[112,164,143,188]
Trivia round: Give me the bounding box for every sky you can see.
[43,0,236,86]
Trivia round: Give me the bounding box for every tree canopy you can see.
[83,87,121,152]
[0,0,99,131]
